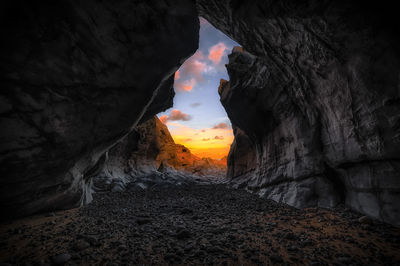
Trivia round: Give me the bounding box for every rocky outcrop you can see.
[200,1,400,225]
[0,0,199,218]
[94,116,227,191]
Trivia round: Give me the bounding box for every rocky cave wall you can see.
[0,0,199,219]
[199,0,400,225]
[1,0,399,226]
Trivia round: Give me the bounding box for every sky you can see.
[157,17,239,160]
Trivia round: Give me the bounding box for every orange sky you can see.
[157,18,238,160]
[163,121,233,159]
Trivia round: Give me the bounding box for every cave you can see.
[1,0,400,264]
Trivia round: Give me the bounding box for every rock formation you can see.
[93,116,227,192]
[199,1,400,225]
[1,0,399,227]
[0,0,199,218]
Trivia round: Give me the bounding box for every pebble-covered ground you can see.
[1,184,400,265]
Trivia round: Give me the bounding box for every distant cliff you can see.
[92,116,227,192]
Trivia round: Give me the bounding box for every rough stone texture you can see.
[0,0,199,218]
[198,0,400,225]
[93,116,227,192]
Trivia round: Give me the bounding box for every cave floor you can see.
[1,184,399,265]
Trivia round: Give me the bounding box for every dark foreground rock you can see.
[1,184,399,265]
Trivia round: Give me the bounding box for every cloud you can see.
[190,102,201,108]
[185,138,192,141]
[199,17,210,26]
[202,138,210,141]
[208,42,227,65]
[175,78,196,92]
[212,122,229,129]
[181,52,206,82]
[214,136,224,140]
[159,115,168,124]
[168,109,191,121]
[160,109,191,123]
[174,50,209,93]
[201,129,206,132]
[174,70,180,80]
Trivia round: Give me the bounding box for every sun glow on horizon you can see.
[157,17,238,160]
[164,121,233,159]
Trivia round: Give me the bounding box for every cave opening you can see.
[1,1,400,264]
[155,17,238,179]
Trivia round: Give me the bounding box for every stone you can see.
[270,255,283,264]
[136,218,152,226]
[358,216,371,224]
[0,0,199,219]
[74,240,90,251]
[198,0,400,226]
[175,229,191,240]
[93,115,228,192]
[51,253,71,265]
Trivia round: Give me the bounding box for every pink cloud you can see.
[174,70,180,80]
[175,78,196,92]
[214,136,224,140]
[159,109,191,123]
[202,138,210,141]
[199,17,209,26]
[212,122,230,129]
[180,51,206,82]
[208,42,227,65]
[159,115,168,124]
[174,50,207,93]
[168,109,191,121]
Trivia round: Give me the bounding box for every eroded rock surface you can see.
[198,0,400,225]
[93,116,227,192]
[0,0,199,218]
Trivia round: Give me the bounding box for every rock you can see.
[74,240,90,251]
[175,229,191,240]
[284,232,296,240]
[110,182,125,193]
[358,216,371,224]
[180,208,194,215]
[270,255,283,264]
[51,253,71,265]
[0,0,199,219]
[337,256,352,264]
[93,115,228,193]
[198,0,400,226]
[136,218,152,225]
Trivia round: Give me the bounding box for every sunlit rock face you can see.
[94,116,227,191]
[0,0,199,218]
[199,0,400,225]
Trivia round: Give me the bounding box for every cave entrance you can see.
[156,17,239,178]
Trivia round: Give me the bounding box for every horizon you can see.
[157,17,238,160]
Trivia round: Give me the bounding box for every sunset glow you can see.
[162,120,233,159]
[158,17,238,160]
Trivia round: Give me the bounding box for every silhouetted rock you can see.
[198,1,400,225]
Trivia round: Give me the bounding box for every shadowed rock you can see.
[198,0,400,225]
[0,0,199,218]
